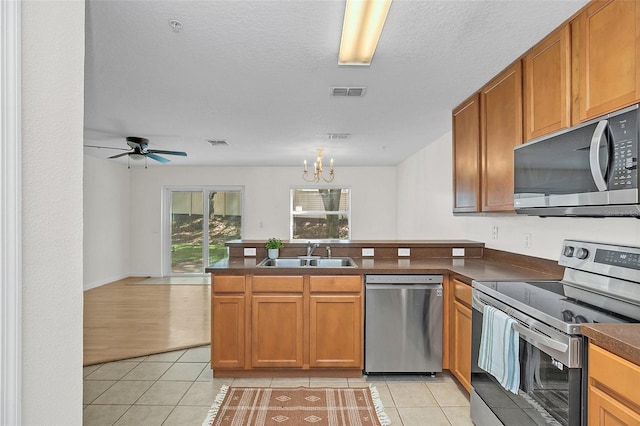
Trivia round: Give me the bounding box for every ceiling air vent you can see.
[327,133,351,140]
[207,140,229,147]
[331,87,366,97]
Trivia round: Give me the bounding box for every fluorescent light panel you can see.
[339,0,392,66]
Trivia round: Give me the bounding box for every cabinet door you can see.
[451,299,472,393]
[251,295,304,368]
[481,61,523,212]
[452,93,481,212]
[588,343,640,425]
[309,295,362,368]
[588,386,640,426]
[575,0,640,122]
[524,25,571,141]
[211,295,245,369]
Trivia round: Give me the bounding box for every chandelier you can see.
[303,148,335,183]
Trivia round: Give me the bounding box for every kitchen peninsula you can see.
[206,240,564,379]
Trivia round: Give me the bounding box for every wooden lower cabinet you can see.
[251,294,304,368]
[211,276,246,369]
[588,343,640,425]
[211,295,245,369]
[449,279,472,393]
[211,274,363,376]
[310,294,361,368]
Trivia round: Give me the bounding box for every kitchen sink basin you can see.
[257,257,357,268]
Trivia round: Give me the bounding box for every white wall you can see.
[126,165,397,277]
[83,155,130,290]
[397,131,640,260]
[22,1,84,424]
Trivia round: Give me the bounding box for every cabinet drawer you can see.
[453,279,472,307]
[310,276,362,293]
[252,276,304,293]
[212,275,245,293]
[589,344,640,407]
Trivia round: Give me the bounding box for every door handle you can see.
[511,322,569,353]
[589,120,609,191]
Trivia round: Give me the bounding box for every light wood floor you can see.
[83,277,210,366]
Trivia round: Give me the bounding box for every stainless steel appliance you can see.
[364,274,443,374]
[514,104,639,217]
[471,240,640,426]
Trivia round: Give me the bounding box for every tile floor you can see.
[83,346,472,425]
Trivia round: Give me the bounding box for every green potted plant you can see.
[265,238,284,259]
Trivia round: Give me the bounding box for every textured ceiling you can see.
[83,0,589,167]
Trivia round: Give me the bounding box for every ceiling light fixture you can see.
[303,148,335,183]
[338,0,392,66]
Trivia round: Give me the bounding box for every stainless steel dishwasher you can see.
[364,274,443,374]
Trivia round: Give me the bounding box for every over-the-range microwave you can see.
[514,104,639,217]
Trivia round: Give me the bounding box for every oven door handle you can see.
[473,292,569,354]
[511,322,569,353]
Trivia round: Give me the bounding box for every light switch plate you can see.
[362,248,375,257]
[398,248,411,257]
[452,248,465,257]
[244,247,257,257]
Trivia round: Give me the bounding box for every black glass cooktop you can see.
[473,280,635,334]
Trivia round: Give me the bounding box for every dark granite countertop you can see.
[206,257,560,284]
[207,252,640,366]
[582,324,640,366]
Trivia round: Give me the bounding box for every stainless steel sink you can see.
[257,257,357,268]
[308,258,356,267]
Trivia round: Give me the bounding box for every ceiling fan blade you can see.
[84,145,130,151]
[146,152,171,163]
[108,152,131,159]
[147,149,187,156]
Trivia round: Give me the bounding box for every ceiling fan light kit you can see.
[338,0,393,66]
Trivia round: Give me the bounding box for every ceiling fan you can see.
[84,136,187,164]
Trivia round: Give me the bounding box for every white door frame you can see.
[1,0,22,424]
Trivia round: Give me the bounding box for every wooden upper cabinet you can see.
[574,0,640,122]
[481,61,523,212]
[452,93,481,212]
[524,25,571,141]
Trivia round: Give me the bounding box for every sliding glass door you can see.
[167,187,243,275]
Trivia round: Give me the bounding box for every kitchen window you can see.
[290,188,350,241]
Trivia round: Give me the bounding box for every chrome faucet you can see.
[306,241,319,257]
[326,246,332,258]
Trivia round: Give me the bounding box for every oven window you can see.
[471,309,582,426]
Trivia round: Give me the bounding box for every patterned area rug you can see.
[202,386,390,426]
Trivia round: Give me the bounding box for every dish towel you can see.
[478,305,520,394]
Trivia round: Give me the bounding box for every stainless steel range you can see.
[471,240,640,426]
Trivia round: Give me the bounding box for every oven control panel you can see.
[560,239,640,282]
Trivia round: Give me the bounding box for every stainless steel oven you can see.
[470,240,640,426]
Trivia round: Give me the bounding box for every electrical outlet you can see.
[524,233,532,248]
[398,248,411,257]
[243,247,257,257]
[492,226,499,240]
[362,248,375,257]
[452,248,465,257]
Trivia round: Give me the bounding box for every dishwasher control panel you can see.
[365,274,443,284]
